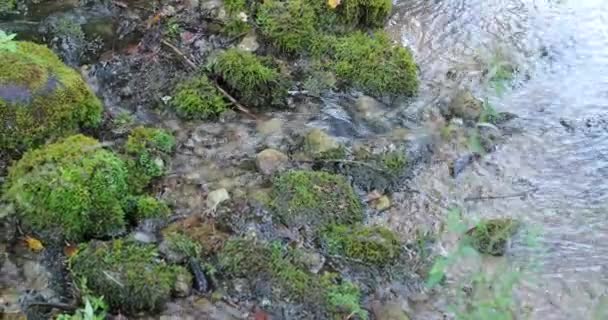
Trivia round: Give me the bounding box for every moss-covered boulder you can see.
[333,32,418,98]
[171,76,227,120]
[3,135,128,241]
[218,238,367,318]
[466,218,519,256]
[0,41,102,154]
[256,0,317,54]
[271,170,363,233]
[212,49,288,108]
[70,240,190,314]
[321,224,400,265]
[123,195,171,223]
[124,126,175,192]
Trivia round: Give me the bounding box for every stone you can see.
[173,272,192,297]
[207,188,230,211]
[237,31,260,52]
[372,195,391,211]
[304,129,339,156]
[446,90,483,122]
[257,118,283,135]
[299,250,325,274]
[256,149,289,175]
[372,301,411,320]
[356,95,386,118]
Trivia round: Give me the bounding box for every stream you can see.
[1,0,607,319]
[387,0,608,318]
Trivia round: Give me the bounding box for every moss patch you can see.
[321,224,400,265]
[256,0,317,54]
[171,76,227,120]
[333,32,418,97]
[123,195,171,222]
[218,238,366,319]
[340,0,392,28]
[124,126,175,192]
[271,170,363,233]
[0,41,102,154]
[164,232,203,258]
[466,218,519,256]
[163,217,229,256]
[211,49,288,107]
[4,135,128,241]
[70,240,189,314]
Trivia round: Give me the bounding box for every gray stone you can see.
[372,301,411,320]
[256,149,289,175]
[237,31,259,52]
[207,188,230,211]
[257,118,283,135]
[173,272,192,297]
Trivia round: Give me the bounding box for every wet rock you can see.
[304,129,339,156]
[173,271,193,297]
[132,231,157,244]
[237,31,259,52]
[257,118,283,135]
[189,257,210,293]
[372,301,411,320]
[356,95,387,121]
[372,195,391,211]
[446,90,483,122]
[449,153,476,177]
[207,188,230,211]
[256,149,289,175]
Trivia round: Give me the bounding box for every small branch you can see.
[464,188,537,202]
[160,39,257,119]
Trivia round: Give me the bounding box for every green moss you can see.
[271,170,363,233]
[124,126,175,192]
[165,232,203,258]
[467,219,519,256]
[218,238,366,318]
[340,0,392,27]
[70,240,189,314]
[224,0,247,14]
[171,76,227,120]
[0,0,16,12]
[380,151,407,175]
[212,49,288,107]
[4,135,128,241]
[222,17,252,37]
[256,0,317,54]
[321,273,368,319]
[333,32,418,97]
[0,41,102,154]
[123,196,171,222]
[321,224,399,265]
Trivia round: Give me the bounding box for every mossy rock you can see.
[3,135,128,241]
[333,32,418,98]
[0,41,102,154]
[70,240,190,314]
[466,218,519,256]
[218,238,367,319]
[124,126,175,192]
[256,0,317,54]
[211,49,288,108]
[340,0,392,27]
[321,224,400,265]
[271,170,363,234]
[171,76,227,120]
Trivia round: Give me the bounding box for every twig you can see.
[160,39,257,119]
[464,188,537,202]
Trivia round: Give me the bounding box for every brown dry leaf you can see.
[328,0,341,9]
[64,244,79,258]
[24,236,44,252]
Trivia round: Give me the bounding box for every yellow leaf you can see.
[24,236,44,252]
[328,0,341,9]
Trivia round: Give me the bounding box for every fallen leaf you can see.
[328,0,341,9]
[24,236,44,252]
[64,244,79,257]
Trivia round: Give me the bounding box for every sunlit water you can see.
[388,0,608,318]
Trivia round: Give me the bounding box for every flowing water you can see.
[386,0,608,318]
